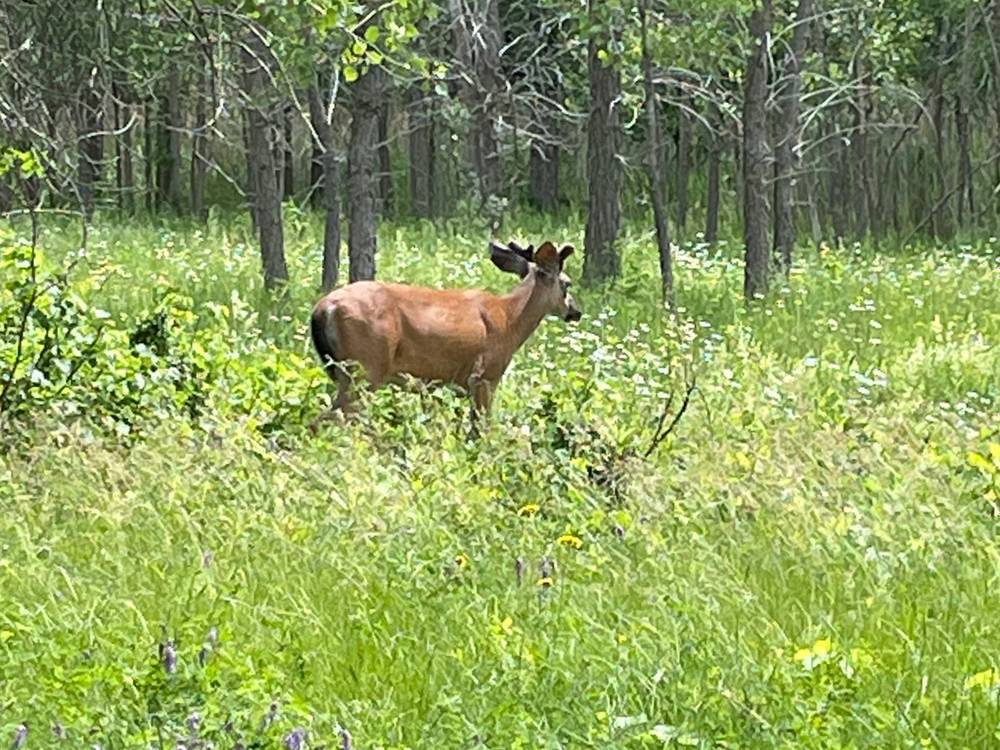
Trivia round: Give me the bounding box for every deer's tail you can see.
[310,301,340,382]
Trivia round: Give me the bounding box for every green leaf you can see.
[352,40,367,57]
[343,65,359,83]
[364,26,380,44]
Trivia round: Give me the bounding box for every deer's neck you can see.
[501,276,549,351]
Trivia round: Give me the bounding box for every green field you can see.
[2,215,1000,748]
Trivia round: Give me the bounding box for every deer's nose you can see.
[565,308,582,322]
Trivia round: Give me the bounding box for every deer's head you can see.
[489,240,581,322]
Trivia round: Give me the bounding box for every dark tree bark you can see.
[77,87,104,220]
[639,0,672,302]
[528,139,560,213]
[743,2,772,301]
[165,62,183,211]
[675,89,690,238]
[144,97,156,213]
[773,0,812,271]
[113,81,135,214]
[307,79,342,292]
[242,34,288,290]
[852,50,872,239]
[282,104,294,201]
[377,97,393,215]
[449,0,503,205]
[347,66,384,282]
[407,86,435,218]
[583,0,623,284]
[705,133,722,245]
[191,65,209,222]
[955,3,975,227]
[310,140,324,208]
[931,19,952,238]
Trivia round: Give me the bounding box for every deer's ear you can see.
[490,242,530,278]
[559,244,575,263]
[534,241,560,272]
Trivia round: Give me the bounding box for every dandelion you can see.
[535,576,554,588]
[517,503,540,518]
[557,534,583,549]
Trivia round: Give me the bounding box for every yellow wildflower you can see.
[557,534,583,549]
[517,503,541,518]
[535,576,554,588]
[965,669,1000,690]
[454,553,470,569]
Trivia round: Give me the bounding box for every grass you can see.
[2,211,999,749]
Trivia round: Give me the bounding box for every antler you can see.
[506,240,535,262]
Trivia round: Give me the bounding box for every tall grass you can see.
[1,213,999,748]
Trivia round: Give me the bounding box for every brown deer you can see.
[309,239,580,431]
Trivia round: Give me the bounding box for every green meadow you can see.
[2,214,999,748]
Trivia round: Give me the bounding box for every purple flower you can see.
[283,728,306,750]
[11,724,27,750]
[162,640,177,674]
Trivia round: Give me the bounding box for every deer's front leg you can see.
[468,359,496,436]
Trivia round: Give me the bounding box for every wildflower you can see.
[454,553,470,569]
[965,669,1000,690]
[536,576,554,588]
[284,728,306,750]
[11,724,27,750]
[557,534,583,549]
[162,640,177,674]
[261,702,279,731]
[517,503,540,518]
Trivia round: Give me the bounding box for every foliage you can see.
[2,213,999,747]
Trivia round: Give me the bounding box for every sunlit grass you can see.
[1,212,999,748]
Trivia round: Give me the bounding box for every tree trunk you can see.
[242,34,288,290]
[639,0,672,302]
[528,140,560,213]
[377,97,393,216]
[675,89,690,238]
[77,87,104,220]
[931,20,951,238]
[773,0,812,271]
[583,1,623,285]
[347,66,384,282]
[114,82,135,214]
[705,140,721,246]
[166,62,183,212]
[852,50,871,239]
[743,2,772,301]
[449,0,503,206]
[407,86,435,218]
[955,3,975,227]
[144,97,156,213]
[191,65,208,222]
[308,79,342,292]
[282,104,294,201]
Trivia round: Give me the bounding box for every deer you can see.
[309,239,581,433]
